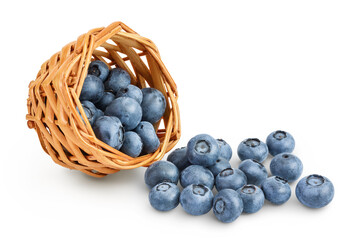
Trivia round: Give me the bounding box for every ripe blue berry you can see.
[208,158,231,177]
[180,165,214,189]
[95,91,115,111]
[217,139,232,161]
[270,153,303,182]
[180,184,214,216]
[266,130,295,156]
[237,138,269,163]
[93,116,125,150]
[88,60,109,82]
[141,88,166,124]
[167,147,191,171]
[213,189,243,223]
[116,85,143,104]
[120,131,143,157]
[79,75,105,103]
[104,68,131,93]
[186,134,220,167]
[238,159,268,186]
[296,174,334,208]
[215,168,247,191]
[105,97,142,131]
[261,176,291,205]
[149,182,180,211]
[135,121,160,154]
[237,184,265,213]
[144,161,179,189]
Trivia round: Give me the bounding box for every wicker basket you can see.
[26,21,181,177]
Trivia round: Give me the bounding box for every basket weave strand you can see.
[26,21,181,177]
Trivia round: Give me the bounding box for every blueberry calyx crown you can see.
[195,140,211,154]
[220,168,234,177]
[241,185,256,194]
[156,182,171,192]
[306,174,325,186]
[275,176,288,184]
[214,198,226,214]
[273,130,287,140]
[120,88,129,94]
[192,184,208,196]
[282,154,290,159]
[244,138,260,148]
[88,67,100,77]
[217,139,225,145]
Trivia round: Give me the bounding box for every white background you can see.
[1,0,359,239]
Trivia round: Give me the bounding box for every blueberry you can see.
[296,174,334,208]
[217,139,232,161]
[104,68,131,93]
[261,176,291,205]
[213,189,243,223]
[208,158,231,177]
[237,138,269,163]
[141,88,166,124]
[149,182,180,211]
[79,75,105,103]
[180,184,214,216]
[93,116,125,150]
[95,92,115,111]
[266,130,295,156]
[186,134,220,167]
[144,161,179,189]
[270,153,303,182]
[105,97,142,131]
[167,147,191,171]
[180,165,214,189]
[215,168,247,191]
[77,101,98,125]
[237,184,265,213]
[116,85,143,104]
[135,121,160,154]
[238,159,268,186]
[88,60,110,82]
[120,131,143,157]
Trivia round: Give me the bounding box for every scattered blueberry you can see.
[237,138,269,163]
[167,147,191,171]
[213,189,243,223]
[208,158,231,177]
[93,116,125,150]
[296,174,334,208]
[261,176,291,205]
[141,88,166,124]
[79,75,105,103]
[215,168,247,191]
[180,165,214,189]
[180,184,214,216]
[270,153,303,182]
[135,121,160,154]
[104,68,131,93]
[116,85,143,104]
[95,91,115,111]
[105,97,142,131]
[120,131,143,157]
[144,161,179,189]
[217,139,232,161]
[149,182,180,211]
[266,130,295,156]
[238,159,268,186]
[88,60,109,82]
[237,184,265,213]
[186,134,220,167]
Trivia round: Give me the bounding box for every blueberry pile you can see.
[78,60,166,157]
[144,130,335,223]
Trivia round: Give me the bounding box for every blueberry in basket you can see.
[116,85,143,104]
[104,68,131,93]
[88,60,110,82]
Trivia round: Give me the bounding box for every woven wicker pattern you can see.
[26,21,181,177]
